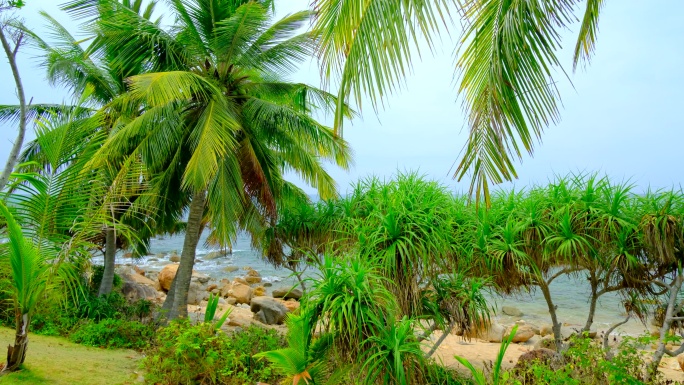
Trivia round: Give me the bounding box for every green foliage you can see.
[143,320,286,385]
[204,293,231,329]
[456,325,517,385]
[69,318,154,350]
[89,265,122,294]
[75,292,152,322]
[508,336,652,385]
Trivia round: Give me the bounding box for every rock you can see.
[506,325,535,343]
[228,313,253,327]
[187,282,208,305]
[158,264,179,292]
[561,326,578,340]
[272,288,303,300]
[169,253,181,262]
[226,297,237,306]
[191,272,210,284]
[204,251,224,260]
[502,305,523,317]
[206,284,218,292]
[540,324,553,337]
[251,296,289,325]
[223,266,239,273]
[229,282,253,304]
[534,336,557,351]
[275,298,300,312]
[677,354,684,371]
[133,266,146,276]
[481,323,505,343]
[253,286,266,297]
[123,252,134,258]
[147,258,159,262]
[233,277,248,285]
[515,349,561,370]
[123,271,156,287]
[263,282,273,287]
[220,283,233,298]
[245,276,262,284]
[121,280,157,301]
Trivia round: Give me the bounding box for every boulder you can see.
[206,284,218,292]
[158,264,179,292]
[275,298,300,312]
[263,282,273,287]
[480,323,505,343]
[677,354,684,372]
[502,305,523,317]
[223,266,240,273]
[245,276,262,284]
[204,251,224,260]
[233,277,248,285]
[253,286,266,297]
[229,282,253,304]
[272,288,303,300]
[540,324,553,337]
[124,271,156,287]
[191,272,210,284]
[251,296,289,325]
[169,253,181,262]
[187,282,208,305]
[515,349,561,370]
[220,283,233,298]
[506,325,536,343]
[121,280,157,301]
[133,266,146,276]
[123,252,134,259]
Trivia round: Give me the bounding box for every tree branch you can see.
[0,22,27,191]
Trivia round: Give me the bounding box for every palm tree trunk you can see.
[424,320,456,358]
[0,26,27,192]
[98,228,116,296]
[167,191,206,320]
[3,312,29,372]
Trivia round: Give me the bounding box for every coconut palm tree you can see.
[1,0,170,297]
[311,0,607,204]
[67,0,353,320]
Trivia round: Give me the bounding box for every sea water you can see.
[95,231,652,337]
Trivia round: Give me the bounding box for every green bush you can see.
[89,265,122,294]
[70,318,155,350]
[143,320,286,385]
[508,336,654,385]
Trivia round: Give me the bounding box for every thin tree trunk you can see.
[582,271,599,334]
[2,312,29,372]
[98,227,116,296]
[424,320,456,359]
[0,26,26,192]
[539,281,563,350]
[167,191,206,320]
[603,315,630,351]
[648,274,684,381]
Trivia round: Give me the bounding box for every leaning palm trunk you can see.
[166,191,206,320]
[98,227,117,296]
[3,312,29,372]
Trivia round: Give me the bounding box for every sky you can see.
[1,0,683,196]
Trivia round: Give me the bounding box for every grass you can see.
[0,327,143,384]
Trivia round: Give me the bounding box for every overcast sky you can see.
[1,1,683,196]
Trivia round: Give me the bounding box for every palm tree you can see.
[68,0,353,320]
[1,0,168,297]
[310,0,607,204]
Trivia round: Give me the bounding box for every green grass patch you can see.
[0,327,143,384]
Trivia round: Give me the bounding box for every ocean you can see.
[97,231,652,337]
